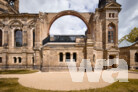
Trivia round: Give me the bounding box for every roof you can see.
[119,40,137,48]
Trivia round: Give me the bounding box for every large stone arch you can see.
[47,10,91,36]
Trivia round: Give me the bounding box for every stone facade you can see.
[119,41,138,70]
[0,0,122,71]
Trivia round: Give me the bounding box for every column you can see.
[23,25,28,47]
[8,28,13,49]
[115,22,118,47]
[3,25,9,48]
[63,53,66,62]
[35,19,41,48]
[71,52,73,62]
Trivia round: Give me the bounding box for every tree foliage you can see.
[119,27,138,43]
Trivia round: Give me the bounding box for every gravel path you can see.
[0,71,138,91]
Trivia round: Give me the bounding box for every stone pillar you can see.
[3,25,9,48]
[71,52,73,62]
[63,53,66,62]
[3,31,8,47]
[8,28,13,49]
[27,28,33,49]
[35,50,41,69]
[115,22,118,47]
[23,25,28,47]
[22,53,27,67]
[35,19,41,48]
[86,39,94,61]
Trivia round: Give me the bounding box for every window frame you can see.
[108,23,115,43]
[15,29,23,47]
[59,53,63,62]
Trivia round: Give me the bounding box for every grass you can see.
[0,78,138,92]
[0,70,38,74]
[130,70,138,72]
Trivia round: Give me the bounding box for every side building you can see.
[119,40,138,70]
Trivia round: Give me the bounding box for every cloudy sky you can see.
[19,0,138,39]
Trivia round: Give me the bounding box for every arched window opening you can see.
[18,57,22,63]
[15,29,22,47]
[109,13,111,18]
[0,30,2,47]
[66,53,70,62]
[33,30,35,47]
[108,23,115,43]
[59,53,63,62]
[135,53,138,62]
[109,55,115,59]
[73,53,77,62]
[14,57,17,63]
[0,57,2,63]
[112,13,115,18]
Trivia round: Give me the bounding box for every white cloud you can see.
[20,0,138,39]
[50,15,87,35]
[20,0,98,13]
[117,0,138,39]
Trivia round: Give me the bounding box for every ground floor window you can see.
[19,57,22,63]
[13,57,22,64]
[73,53,77,62]
[59,52,77,62]
[14,57,17,63]
[0,57,2,63]
[135,53,138,62]
[59,53,63,62]
[66,53,70,62]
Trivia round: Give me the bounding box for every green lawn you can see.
[0,78,138,92]
[0,70,38,74]
[130,70,138,72]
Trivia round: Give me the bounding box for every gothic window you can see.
[135,53,138,62]
[59,53,63,62]
[0,57,2,63]
[15,29,22,47]
[66,53,70,62]
[14,57,17,63]
[73,53,77,62]
[0,30,2,47]
[18,57,22,63]
[33,30,35,47]
[108,23,115,43]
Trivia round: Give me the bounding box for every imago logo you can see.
[66,59,128,83]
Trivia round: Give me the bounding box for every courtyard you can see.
[0,70,138,91]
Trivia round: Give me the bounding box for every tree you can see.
[119,27,138,43]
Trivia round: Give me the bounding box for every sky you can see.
[19,0,138,39]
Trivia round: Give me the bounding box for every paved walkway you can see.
[0,71,138,91]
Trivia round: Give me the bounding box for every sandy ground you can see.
[0,71,138,91]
